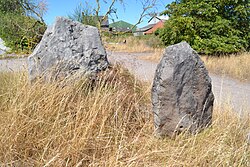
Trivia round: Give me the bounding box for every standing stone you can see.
[152,42,214,137]
[28,17,109,81]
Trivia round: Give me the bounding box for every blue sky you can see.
[43,0,174,28]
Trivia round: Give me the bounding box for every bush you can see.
[158,0,250,55]
[0,13,46,52]
[0,0,46,53]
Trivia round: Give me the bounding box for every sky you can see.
[43,0,174,28]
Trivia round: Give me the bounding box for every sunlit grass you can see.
[201,53,250,82]
[137,49,250,82]
[104,36,163,53]
[0,67,249,166]
[105,36,153,52]
[0,53,29,60]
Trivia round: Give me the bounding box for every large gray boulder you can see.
[28,17,109,81]
[152,42,214,137]
[0,38,10,55]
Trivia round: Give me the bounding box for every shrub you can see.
[158,0,250,55]
[0,0,46,53]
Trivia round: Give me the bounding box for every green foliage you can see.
[68,2,99,27]
[82,15,101,27]
[0,0,22,14]
[0,13,46,52]
[158,0,250,55]
[0,0,46,53]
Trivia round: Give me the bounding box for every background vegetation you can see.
[157,0,250,55]
[0,0,46,53]
[68,2,99,27]
[103,34,164,52]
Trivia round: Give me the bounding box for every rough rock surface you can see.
[152,42,214,137]
[28,17,109,81]
[247,132,250,144]
[0,38,10,55]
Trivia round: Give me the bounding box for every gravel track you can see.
[0,58,27,72]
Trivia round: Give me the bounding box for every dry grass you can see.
[138,49,164,62]
[201,53,250,82]
[138,50,250,82]
[0,67,249,166]
[105,36,153,52]
[104,36,163,53]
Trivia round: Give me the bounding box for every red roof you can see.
[144,21,165,35]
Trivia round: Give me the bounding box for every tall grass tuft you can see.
[0,66,249,166]
[0,67,150,166]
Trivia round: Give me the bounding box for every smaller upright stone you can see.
[28,17,109,82]
[152,42,214,137]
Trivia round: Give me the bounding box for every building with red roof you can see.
[133,15,168,36]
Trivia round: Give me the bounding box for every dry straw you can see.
[0,66,249,166]
[138,49,250,82]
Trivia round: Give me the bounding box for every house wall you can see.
[133,32,144,36]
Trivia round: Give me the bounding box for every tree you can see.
[129,0,157,32]
[94,0,122,30]
[69,0,158,32]
[68,0,123,29]
[0,0,47,52]
[68,2,100,27]
[158,0,250,55]
[0,0,22,14]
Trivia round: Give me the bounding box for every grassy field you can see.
[0,67,249,166]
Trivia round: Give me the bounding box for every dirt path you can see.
[108,51,250,113]
[0,58,27,72]
[0,52,249,112]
